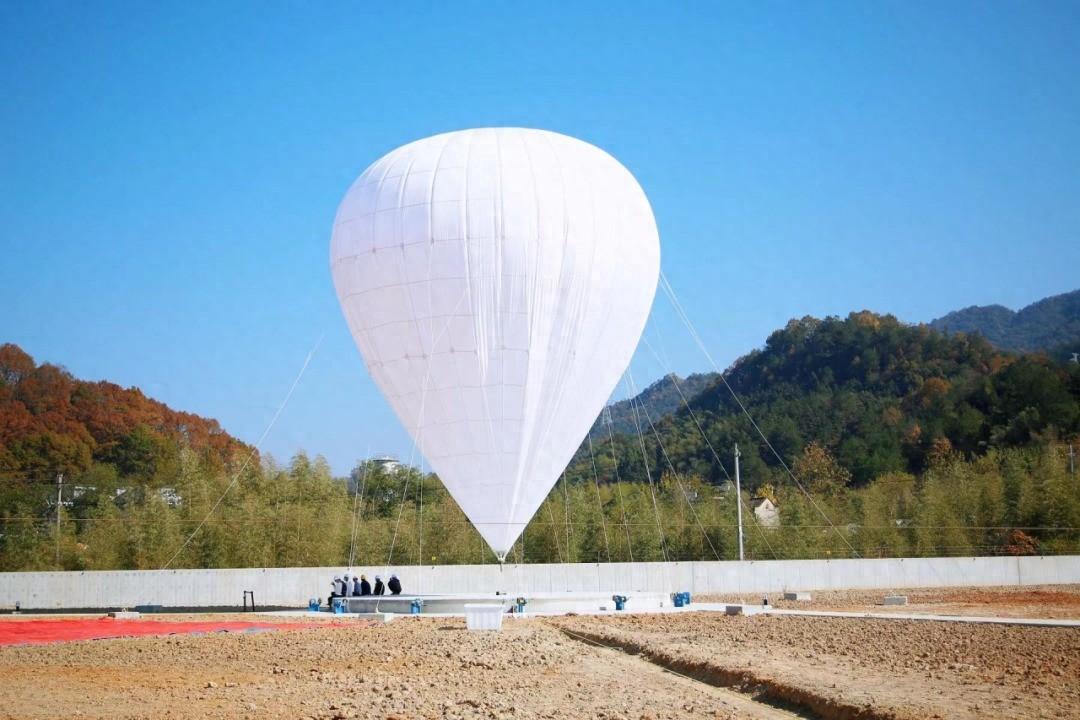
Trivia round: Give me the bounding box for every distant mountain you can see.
[931,289,1080,354]
[592,372,719,436]
[570,311,1080,487]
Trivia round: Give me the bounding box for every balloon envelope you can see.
[331,128,659,558]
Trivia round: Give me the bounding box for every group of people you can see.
[328,572,402,606]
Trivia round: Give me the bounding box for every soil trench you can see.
[554,611,1080,720]
[556,625,890,720]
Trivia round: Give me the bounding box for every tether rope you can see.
[587,434,612,561]
[162,334,323,570]
[604,419,635,562]
[347,447,371,568]
[545,499,565,563]
[639,335,778,560]
[659,271,858,557]
[628,371,722,561]
[624,373,669,562]
[562,472,573,563]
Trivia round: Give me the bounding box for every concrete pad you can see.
[783,592,812,601]
[108,611,141,619]
[350,612,396,624]
[338,592,667,616]
[259,610,396,623]
[883,595,908,606]
[759,607,1080,628]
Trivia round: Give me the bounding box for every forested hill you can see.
[591,372,718,436]
[930,288,1080,354]
[570,312,1080,489]
[0,343,250,480]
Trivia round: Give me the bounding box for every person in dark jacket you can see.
[387,574,402,595]
[358,574,372,596]
[373,575,385,595]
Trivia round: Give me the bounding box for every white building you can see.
[371,455,402,473]
[751,497,779,527]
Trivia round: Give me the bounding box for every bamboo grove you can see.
[1,443,1077,571]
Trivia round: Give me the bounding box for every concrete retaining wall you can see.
[2,555,1078,610]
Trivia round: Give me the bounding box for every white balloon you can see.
[331,128,659,559]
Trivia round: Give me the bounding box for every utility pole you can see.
[1069,444,1076,477]
[734,445,745,562]
[55,473,64,566]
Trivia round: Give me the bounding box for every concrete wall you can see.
[1,555,1078,610]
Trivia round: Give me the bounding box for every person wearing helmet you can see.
[342,573,354,597]
[358,574,372,596]
[388,574,402,595]
[373,575,385,595]
[328,575,344,609]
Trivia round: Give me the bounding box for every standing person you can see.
[328,575,344,609]
[388,574,402,595]
[373,575,385,595]
[358,574,372,596]
[342,574,354,597]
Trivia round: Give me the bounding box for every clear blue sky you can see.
[3,2,1078,474]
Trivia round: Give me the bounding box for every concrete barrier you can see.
[1,555,1077,610]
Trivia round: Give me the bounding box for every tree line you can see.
[2,441,1077,572]
[2,307,1079,572]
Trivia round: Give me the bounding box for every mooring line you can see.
[162,334,323,570]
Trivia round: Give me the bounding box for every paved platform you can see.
[770,608,1080,627]
[692,603,1080,628]
[332,591,670,615]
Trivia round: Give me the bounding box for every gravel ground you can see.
[697,584,1080,619]
[555,611,1080,720]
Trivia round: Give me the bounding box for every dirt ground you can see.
[555,613,1080,720]
[0,615,788,720]
[699,584,1080,619]
[0,587,1077,720]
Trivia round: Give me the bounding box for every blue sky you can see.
[3,2,1079,474]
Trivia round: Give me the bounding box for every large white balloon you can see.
[331,128,659,559]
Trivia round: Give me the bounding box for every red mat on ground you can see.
[0,618,328,646]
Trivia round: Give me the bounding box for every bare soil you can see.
[555,612,1080,720]
[0,615,785,720]
[1,590,1078,720]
